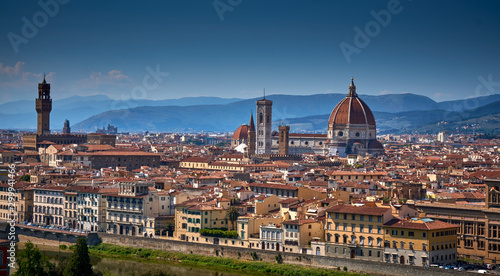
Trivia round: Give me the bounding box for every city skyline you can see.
[1,0,499,105]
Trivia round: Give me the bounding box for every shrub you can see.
[59,244,67,250]
[199,228,238,239]
[275,253,283,264]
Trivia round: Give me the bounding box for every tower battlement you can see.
[36,75,52,135]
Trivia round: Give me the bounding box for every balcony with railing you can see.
[107,204,143,213]
[284,240,298,246]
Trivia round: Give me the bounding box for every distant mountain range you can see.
[1,93,500,134]
[0,95,242,131]
[281,101,500,135]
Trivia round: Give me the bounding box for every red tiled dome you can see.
[233,124,249,140]
[328,79,376,126]
[368,140,384,149]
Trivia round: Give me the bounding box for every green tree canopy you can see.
[164,222,175,237]
[381,196,391,204]
[14,241,54,276]
[20,174,30,182]
[226,206,240,230]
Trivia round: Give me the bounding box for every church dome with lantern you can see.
[327,78,384,157]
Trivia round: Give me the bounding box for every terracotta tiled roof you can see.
[182,157,212,163]
[233,124,249,140]
[328,96,376,126]
[279,198,300,204]
[248,183,299,190]
[282,219,317,225]
[325,204,391,216]
[79,151,160,156]
[384,218,459,230]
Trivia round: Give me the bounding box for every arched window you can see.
[259,113,263,123]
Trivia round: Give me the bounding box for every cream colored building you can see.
[73,186,108,232]
[174,198,230,242]
[383,218,458,266]
[260,223,284,251]
[33,185,65,226]
[236,215,282,248]
[64,190,78,228]
[106,181,158,237]
[283,219,324,254]
[324,205,393,261]
[0,182,33,223]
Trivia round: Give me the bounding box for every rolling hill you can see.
[2,92,500,134]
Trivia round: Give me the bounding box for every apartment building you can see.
[325,205,393,261]
[106,181,158,237]
[283,219,324,254]
[0,182,33,223]
[33,186,65,226]
[383,218,458,266]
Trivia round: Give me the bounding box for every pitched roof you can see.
[282,219,317,225]
[384,218,459,230]
[325,204,391,216]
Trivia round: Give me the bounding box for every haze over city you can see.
[1,0,499,105]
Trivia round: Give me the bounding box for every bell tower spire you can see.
[246,111,256,157]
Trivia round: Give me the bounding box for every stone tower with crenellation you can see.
[36,75,52,135]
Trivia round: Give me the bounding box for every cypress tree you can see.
[64,237,94,276]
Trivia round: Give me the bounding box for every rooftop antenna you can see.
[263,88,266,99]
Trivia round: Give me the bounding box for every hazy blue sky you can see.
[1,0,499,104]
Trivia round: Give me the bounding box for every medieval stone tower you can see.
[63,119,71,134]
[36,75,52,135]
[278,125,289,155]
[256,96,272,155]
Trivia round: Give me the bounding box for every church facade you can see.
[232,79,384,157]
